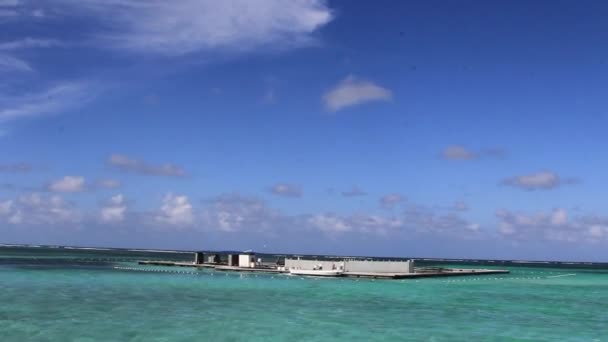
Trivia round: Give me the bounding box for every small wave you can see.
[127,249,191,254]
[64,247,114,251]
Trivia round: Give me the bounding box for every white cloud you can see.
[0,38,63,51]
[441,145,476,160]
[155,193,194,226]
[100,194,127,223]
[201,193,283,232]
[550,208,568,226]
[323,75,392,112]
[502,171,577,191]
[441,145,506,161]
[0,193,81,225]
[0,54,32,72]
[308,213,352,233]
[58,0,333,55]
[108,154,185,177]
[48,176,86,193]
[495,208,608,243]
[0,81,93,122]
[269,183,302,198]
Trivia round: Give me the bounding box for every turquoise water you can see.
[1,247,607,341]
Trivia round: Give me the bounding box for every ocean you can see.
[1,245,607,341]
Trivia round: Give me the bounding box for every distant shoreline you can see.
[2,243,608,266]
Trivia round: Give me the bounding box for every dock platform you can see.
[343,269,509,279]
[137,260,509,279]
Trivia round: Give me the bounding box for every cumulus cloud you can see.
[201,193,284,232]
[380,193,405,208]
[308,213,352,233]
[323,75,392,112]
[0,188,485,242]
[402,205,480,235]
[0,193,81,225]
[48,176,86,193]
[155,193,194,226]
[501,171,578,191]
[341,186,367,197]
[108,154,185,177]
[269,183,302,198]
[441,145,506,160]
[496,208,608,243]
[56,0,333,55]
[100,194,127,223]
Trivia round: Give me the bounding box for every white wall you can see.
[239,254,254,268]
[285,258,413,273]
[285,259,344,271]
[344,260,413,273]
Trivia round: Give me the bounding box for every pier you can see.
[138,252,509,279]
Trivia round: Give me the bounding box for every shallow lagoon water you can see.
[1,247,607,341]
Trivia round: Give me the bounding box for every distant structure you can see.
[140,252,509,279]
[238,252,256,268]
[195,251,259,268]
[284,257,414,274]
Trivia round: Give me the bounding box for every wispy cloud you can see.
[269,183,302,198]
[323,75,392,112]
[0,0,21,6]
[0,54,32,72]
[380,193,405,208]
[441,145,506,161]
[341,186,367,197]
[0,81,94,122]
[0,9,17,17]
[0,38,63,51]
[95,179,122,189]
[56,0,333,55]
[108,154,186,177]
[501,171,578,191]
[260,88,276,104]
[0,162,31,173]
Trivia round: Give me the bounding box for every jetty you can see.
[138,252,509,279]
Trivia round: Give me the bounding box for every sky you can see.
[1,0,608,261]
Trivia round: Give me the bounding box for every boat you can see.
[289,269,343,277]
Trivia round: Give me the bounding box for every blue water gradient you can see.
[1,247,607,341]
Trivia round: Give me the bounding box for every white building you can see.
[238,253,256,268]
[285,257,414,274]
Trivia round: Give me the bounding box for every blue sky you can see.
[1,0,608,261]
